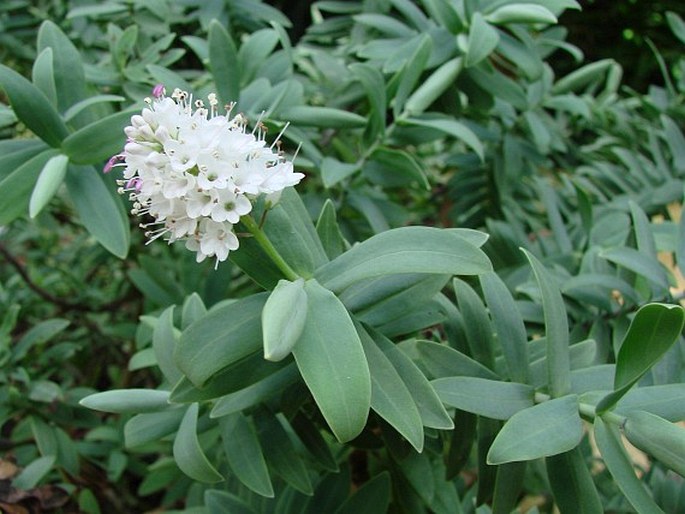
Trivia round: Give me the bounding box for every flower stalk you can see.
[240,214,299,281]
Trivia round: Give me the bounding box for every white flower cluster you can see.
[107,85,304,265]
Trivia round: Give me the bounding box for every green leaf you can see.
[205,490,256,514]
[480,272,530,383]
[617,384,685,421]
[239,28,280,83]
[315,227,491,292]
[335,471,391,514]
[393,35,432,117]
[405,57,462,115]
[364,147,429,189]
[13,455,55,490]
[63,95,126,123]
[12,318,69,361]
[181,293,207,329]
[219,413,274,497]
[209,20,240,105]
[0,65,69,147]
[262,278,308,361]
[279,105,367,129]
[552,59,615,94]
[80,389,171,413]
[599,247,670,294]
[290,413,338,472]
[372,330,453,429]
[292,280,371,442]
[124,408,185,448]
[349,63,386,143]
[492,462,526,514]
[316,199,347,260]
[433,377,534,420]
[320,157,360,188]
[546,448,603,514]
[65,165,130,258]
[62,109,134,165]
[254,410,313,495]
[453,278,496,369]
[410,339,499,380]
[358,325,424,451]
[175,293,267,387]
[0,149,59,224]
[623,411,685,476]
[661,115,685,173]
[146,64,193,94]
[484,4,557,25]
[402,117,484,161]
[29,153,68,218]
[596,303,685,413]
[487,395,583,464]
[32,48,57,106]
[153,306,183,385]
[666,11,685,45]
[209,364,298,417]
[37,21,87,116]
[523,250,571,397]
[594,416,664,514]
[173,403,223,483]
[466,13,500,67]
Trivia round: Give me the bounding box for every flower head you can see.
[110,86,304,266]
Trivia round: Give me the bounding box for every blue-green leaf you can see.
[173,403,223,483]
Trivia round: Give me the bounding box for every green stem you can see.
[240,214,299,282]
[534,392,627,427]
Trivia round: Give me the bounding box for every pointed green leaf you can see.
[487,395,583,464]
[153,306,183,385]
[546,448,603,514]
[358,325,424,451]
[12,455,56,490]
[316,199,346,260]
[349,63,386,143]
[335,471,391,514]
[484,4,557,25]
[29,153,68,218]
[523,250,571,397]
[372,330,453,429]
[279,106,367,129]
[79,389,171,413]
[315,227,491,292]
[205,490,256,514]
[492,462,527,514]
[173,403,223,483]
[466,13,500,67]
[0,149,58,224]
[552,59,615,94]
[600,247,670,294]
[393,35,432,117]
[594,416,664,514]
[62,109,134,164]
[181,293,207,329]
[254,410,313,495]
[37,21,86,116]
[410,339,499,380]
[402,117,484,161]
[623,411,685,476]
[175,293,267,387]
[32,48,56,106]
[124,408,185,448]
[454,278,496,369]
[0,65,68,147]
[405,57,462,115]
[293,280,371,442]
[209,20,240,105]
[65,165,130,258]
[480,272,530,383]
[262,278,308,361]
[597,303,685,413]
[433,377,534,420]
[220,413,274,497]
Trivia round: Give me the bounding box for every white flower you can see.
[109,85,304,266]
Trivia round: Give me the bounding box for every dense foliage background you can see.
[1,0,685,513]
